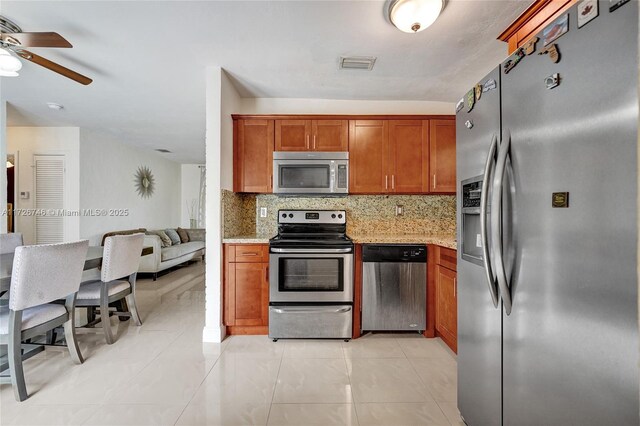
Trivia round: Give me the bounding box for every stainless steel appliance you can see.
[272,152,349,195]
[456,2,638,425]
[361,244,427,332]
[269,210,353,340]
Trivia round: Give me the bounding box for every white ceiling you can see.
[1,1,530,163]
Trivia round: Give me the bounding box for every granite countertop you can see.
[222,235,272,244]
[349,234,457,250]
[224,234,456,250]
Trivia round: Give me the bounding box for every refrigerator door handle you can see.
[491,130,513,315]
[480,134,500,308]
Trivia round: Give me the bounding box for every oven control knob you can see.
[331,214,336,219]
[289,214,294,218]
[338,214,343,219]
[282,213,286,218]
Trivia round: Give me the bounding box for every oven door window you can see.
[279,257,344,292]
[279,165,330,189]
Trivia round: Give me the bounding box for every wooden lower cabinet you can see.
[224,244,269,335]
[435,264,457,352]
[432,245,457,353]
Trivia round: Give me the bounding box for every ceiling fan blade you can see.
[1,32,72,48]
[16,49,92,85]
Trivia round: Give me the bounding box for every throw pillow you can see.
[186,228,205,242]
[165,229,181,245]
[146,230,172,248]
[177,227,189,243]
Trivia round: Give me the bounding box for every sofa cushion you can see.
[161,241,205,262]
[177,227,189,243]
[186,229,205,242]
[165,229,181,245]
[101,228,147,246]
[147,230,172,247]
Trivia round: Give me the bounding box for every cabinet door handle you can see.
[313,135,317,150]
[265,266,269,282]
[241,252,258,256]
[433,174,437,190]
[392,175,395,190]
[385,175,388,190]
[306,134,310,150]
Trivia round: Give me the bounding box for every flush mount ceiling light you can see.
[46,102,64,110]
[0,48,22,77]
[388,0,444,33]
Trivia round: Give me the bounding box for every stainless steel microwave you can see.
[273,152,349,195]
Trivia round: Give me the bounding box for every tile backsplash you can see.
[223,190,456,238]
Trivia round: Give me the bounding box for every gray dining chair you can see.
[76,233,144,344]
[0,233,23,255]
[0,239,89,401]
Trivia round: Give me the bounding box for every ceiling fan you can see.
[0,15,92,85]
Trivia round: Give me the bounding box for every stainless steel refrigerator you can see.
[456,1,639,424]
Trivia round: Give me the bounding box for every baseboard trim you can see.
[202,325,226,343]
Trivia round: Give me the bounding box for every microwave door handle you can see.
[481,134,499,308]
[330,165,336,193]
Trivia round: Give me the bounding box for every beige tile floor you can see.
[0,262,464,426]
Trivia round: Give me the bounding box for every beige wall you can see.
[240,97,454,115]
[78,129,181,245]
[0,100,6,234]
[7,127,81,244]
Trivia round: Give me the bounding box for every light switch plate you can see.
[395,205,404,216]
[259,207,267,218]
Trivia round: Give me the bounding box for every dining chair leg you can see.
[100,288,115,344]
[8,311,28,402]
[125,293,143,326]
[64,295,84,364]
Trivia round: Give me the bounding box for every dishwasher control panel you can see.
[362,244,427,263]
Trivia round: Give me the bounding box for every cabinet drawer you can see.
[436,246,457,272]
[226,244,269,263]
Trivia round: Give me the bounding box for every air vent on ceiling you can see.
[339,56,376,71]
[155,149,171,153]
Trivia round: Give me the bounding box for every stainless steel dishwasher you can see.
[361,244,427,332]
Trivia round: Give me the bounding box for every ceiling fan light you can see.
[389,0,444,33]
[0,49,22,76]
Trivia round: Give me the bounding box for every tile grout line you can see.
[341,343,361,426]
[172,335,231,426]
[265,340,286,426]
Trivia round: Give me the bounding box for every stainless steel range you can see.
[269,210,353,341]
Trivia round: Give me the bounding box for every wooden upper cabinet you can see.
[275,120,311,151]
[498,0,576,54]
[429,119,456,194]
[349,120,389,194]
[388,120,429,193]
[312,120,348,151]
[276,119,348,152]
[234,119,274,193]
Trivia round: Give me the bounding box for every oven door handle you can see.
[270,248,353,254]
[271,306,352,314]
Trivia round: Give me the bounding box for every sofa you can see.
[101,228,205,280]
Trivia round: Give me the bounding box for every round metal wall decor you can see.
[134,166,155,199]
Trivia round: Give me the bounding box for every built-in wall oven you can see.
[269,210,354,340]
[272,152,349,195]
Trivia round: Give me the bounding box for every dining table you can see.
[0,246,154,293]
